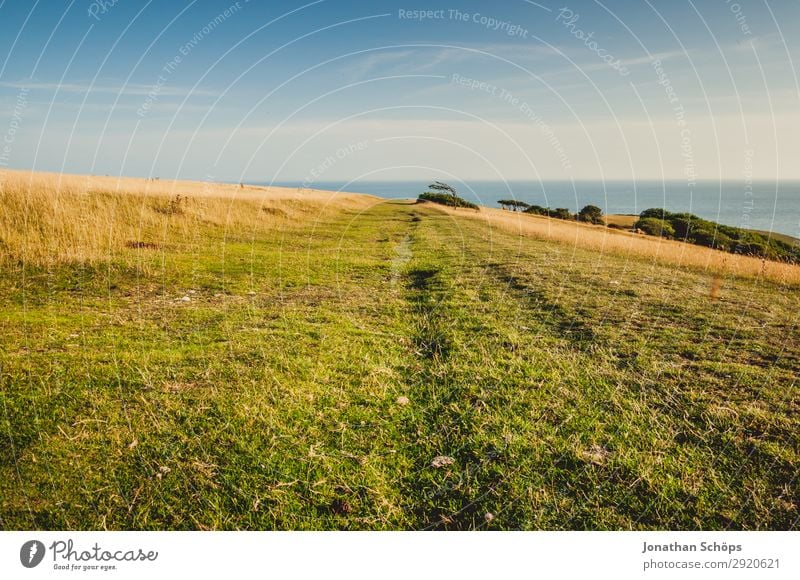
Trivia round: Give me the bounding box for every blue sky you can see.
[1,0,799,182]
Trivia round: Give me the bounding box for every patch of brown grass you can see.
[603,214,638,229]
[0,169,376,266]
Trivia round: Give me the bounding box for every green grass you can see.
[1,200,798,530]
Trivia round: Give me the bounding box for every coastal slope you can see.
[1,171,798,530]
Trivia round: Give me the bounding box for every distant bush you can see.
[551,208,574,220]
[639,208,670,220]
[636,208,800,263]
[522,205,574,220]
[418,192,479,210]
[524,205,549,216]
[736,241,769,258]
[578,204,603,224]
[671,217,692,239]
[692,228,734,251]
[635,217,675,238]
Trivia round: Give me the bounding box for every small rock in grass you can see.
[484,512,495,523]
[180,295,191,302]
[396,396,410,406]
[431,455,455,469]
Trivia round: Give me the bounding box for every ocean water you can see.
[264,180,800,239]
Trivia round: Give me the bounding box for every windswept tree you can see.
[418,181,480,210]
[418,191,478,209]
[428,181,457,197]
[498,199,531,212]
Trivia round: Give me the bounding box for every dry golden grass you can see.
[0,169,377,266]
[603,214,638,229]
[5,168,799,285]
[439,205,800,285]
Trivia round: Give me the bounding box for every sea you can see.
[261,180,800,239]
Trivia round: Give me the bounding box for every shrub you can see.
[524,205,549,216]
[418,192,479,210]
[635,217,675,238]
[639,208,672,220]
[550,208,574,220]
[735,241,768,258]
[522,206,573,220]
[635,208,800,263]
[671,217,693,239]
[692,228,733,250]
[711,232,734,251]
[578,204,603,224]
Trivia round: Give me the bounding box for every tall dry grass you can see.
[0,169,376,266]
[441,205,800,285]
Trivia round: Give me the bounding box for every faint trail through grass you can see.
[1,198,797,530]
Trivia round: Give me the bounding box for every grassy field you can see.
[1,171,798,530]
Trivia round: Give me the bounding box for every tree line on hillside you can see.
[635,209,800,263]
[501,198,799,262]
[417,184,798,263]
[498,199,604,224]
[416,183,601,222]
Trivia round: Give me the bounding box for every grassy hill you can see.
[1,171,798,530]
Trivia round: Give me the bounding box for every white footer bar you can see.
[1,531,798,579]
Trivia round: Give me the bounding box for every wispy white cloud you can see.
[621,49,690,67]
[546,49,690,77]
[0,79,218,98]
[726,31,795,54]
[342,42,562,80]
[346,50,417,80]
